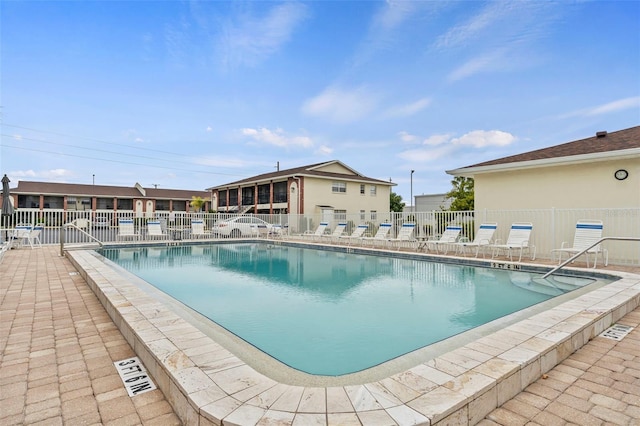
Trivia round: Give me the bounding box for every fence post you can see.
[59,224,65,257]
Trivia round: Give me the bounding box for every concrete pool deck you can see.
[1,246,639,425]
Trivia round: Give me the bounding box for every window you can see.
[360,210,365,220]
[334,210,347,221]
[257,184,270,204]
[273,182,287,203]
[370,185,377,196]
[332,181,347,193]
[370,210,377,220]
[117,199,133,210]
[218,190,228,207]
[172,200,186,211]
[155,200,170,211]
[360,184,365,195]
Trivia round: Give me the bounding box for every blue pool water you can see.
[99,243,604,376]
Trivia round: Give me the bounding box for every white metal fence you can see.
[1,207,638,266]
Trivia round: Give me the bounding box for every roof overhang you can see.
[446,148,640,177]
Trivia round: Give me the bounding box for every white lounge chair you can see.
[303,222,329,241]
[424,225,462,254]
[191,219,212,238]
[388,222,416,250]
[552,220,607,268]
[323,222,347,243]
[490,222,535,262]
[338,224,369,245]
[117,219,140,240]
[147,220,167,239]
[453,223,497,257]
[361,222,392,247]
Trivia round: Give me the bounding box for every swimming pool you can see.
[99,242,608,376]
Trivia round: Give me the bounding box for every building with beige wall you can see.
[207,161,394,221]
[447,126,640,211]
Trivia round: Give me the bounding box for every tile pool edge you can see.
[66,249,640,426]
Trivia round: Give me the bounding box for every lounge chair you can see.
[424,225,462,254]
[452,223,497,257]
[191,219,212,238]
[490,222,535,262]
[147,220,167,239]
[551,220,607,268]
[303,222,329,241]
[338,224,369,245]
[388,223,416,250]
[322,222,347,243]
[361,222,392,247]
[117,219,140,240]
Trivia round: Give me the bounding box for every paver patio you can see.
[1,246,638,425]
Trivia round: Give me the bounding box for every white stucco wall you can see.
[474,158,639,211]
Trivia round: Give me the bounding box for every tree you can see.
[190,196,206,212]
[445,176,474,211]
[389,192,405,212]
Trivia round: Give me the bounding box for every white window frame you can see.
[370,210,377,220]
[370,185,377,196]
[332,181,347,193]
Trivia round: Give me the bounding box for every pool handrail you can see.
[60,222,104,256]
[542,236,639,279]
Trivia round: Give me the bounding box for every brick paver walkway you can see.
[1,246,638,425]
[0,247,181,425]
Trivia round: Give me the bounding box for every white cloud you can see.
[422,134,452,146]
[206,126,213,132]
[451,130,516,148]
[447,48,509,81]
[397,144,455,162]
[315,145,333,156]
[302,86,379,123]
[398,131,418,143]
[584,97,640,116]
[241,127,313,148]
[397,129,516,163]
[218,2,308,69]
[434,2,512,50]
[384,98,431,118]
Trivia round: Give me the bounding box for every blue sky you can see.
[1,1,639,203]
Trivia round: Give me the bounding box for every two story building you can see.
[207,160,395,222]
[4,180,211,216]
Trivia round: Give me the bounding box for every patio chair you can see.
[147,220,167,239]
[551,220,608,268]
[322,222,347,243]
[490,222,536,262]
[388,223,417,250]
[424,225,462,254]
[360,222,393,247]
[117,219,140,240]
[190,219,212,239]
[12,225,42,249]
[303,222,329,241]
[452,223,498,257]
[338,224,369,245]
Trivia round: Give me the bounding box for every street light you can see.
[410,170,415,213]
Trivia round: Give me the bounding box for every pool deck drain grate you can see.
[599,323,634,341]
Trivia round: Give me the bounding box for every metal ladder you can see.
[543,236,640,279]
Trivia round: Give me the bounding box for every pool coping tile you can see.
[65,247,640,426]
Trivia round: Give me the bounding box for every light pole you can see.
[410,170,415,213]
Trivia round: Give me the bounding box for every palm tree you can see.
[190,196,206,212]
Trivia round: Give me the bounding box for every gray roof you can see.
[207,160,395,190]
[459,126,640,170]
